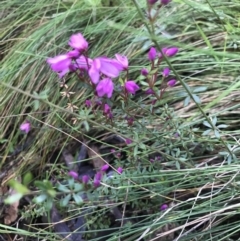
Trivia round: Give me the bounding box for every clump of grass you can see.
[1,0,240,241]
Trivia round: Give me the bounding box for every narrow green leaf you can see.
[35,194,47,204]
[73,193,83,205]
[8,180,29,195]
[217,124,228,129]
[23,172,33,187]
[203,121,211,128]
[61,194,71,207]
[57,184,70,193]
[4,193,23,204]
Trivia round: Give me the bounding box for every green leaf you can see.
[4,193,23,204]
[203,121,211,128]
[212,116,217,126]
[214,129,220,139]
[202,129,211,136]
[73,193,83,205]
[45,198,53,210]
[192,94,201,104]
[47,189,56,197]
[23,172,33,187]
[73,183,83,192]
[68,178,75,188]
[193,86,208,93]
[175,161,180,170]
[82,120,89,132]
[35,194,47,204]
[133,145,139,157]
[217,124,228,129]
[61,194,71,207]
[33,100,40,111]
[34,180,47,190]
[8,180,29,195]
[183,96,190,107]
[57,184,70,193]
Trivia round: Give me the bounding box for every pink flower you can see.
[115,54,128,70]
[167,79,176,87]
[76,56,92,70]
[85,100,91,108]
[89,57,122,84]
[103,104,111,114]
[162,67,170,77]
[96,78,114,98]
[88,59,101,84]
[68,33,88,51]
[125,138,132,145]
[95,172,102,181]
[141,68,149,76]
[148,0,158,4]
[98,57,122,78]
[125,81,140,94]
[101,164,109,171]
[20,121,31,134]
[165,47,178,57]
[93,172,102,188]
[67,50,80,58]
[93,179,100,188]
[145,88,154,95]
[68,171,78,180]
[148,47,156,61]
[126,116,134,126]
[47,54,71,78]
[117,167,123,174]
[160,204,168,211]
[82,175,89,184]
[161,0,171,5]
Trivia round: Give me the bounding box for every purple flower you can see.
[162,67,170,77]
[141,68,149,76]
[20,121,31,134]
[47,54,71,78]
[161,0,171,5]
[167,79,176,87]
[101,164,109,172]
[148,47,157,61]
[126,116,134,126]
[85,100,91,108]
[125,81,140,94]
[98,57,122,78]
[88,59,101,84]
[148,0,158,4]
[95,171,102,181]
[115,54,128,70]
[68,33,88,51]
[160,204,168,211]
[165,47,178,57]
[82,175,89,184]
[96,78,114,98]
[117,167,123,174]
[103,104,111,114]
[93,179,101,188]
[76,56,92,70]
[68,171,78,180]
[126,138,132,145]
[145,88,154,95]
[67,50,80,58]
[158,48,168,58]
[93,172,102,188]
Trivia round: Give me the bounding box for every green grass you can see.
[1,0,240,240]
